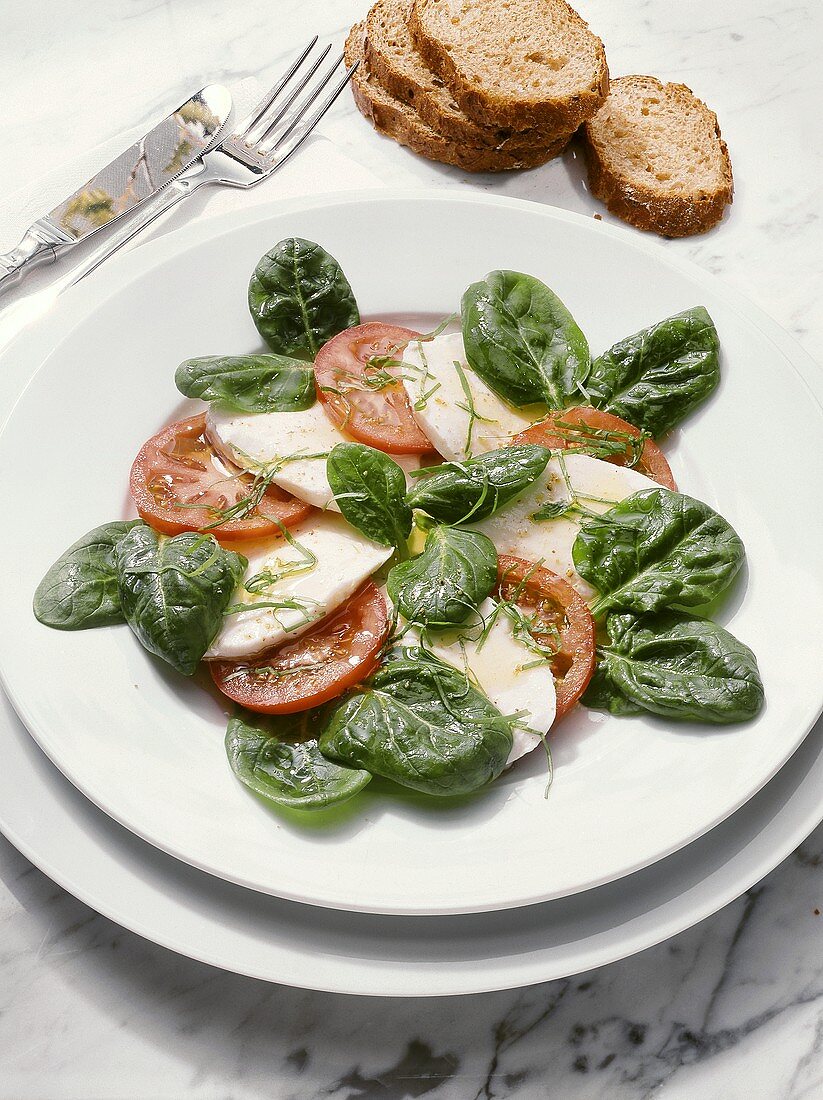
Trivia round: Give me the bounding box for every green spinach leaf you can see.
[116,527,246,675]
[226,710,371,810]
[573,488,745,618]
[327,442,412,548]
[583,611,764,723]
[387,526,497,628]
[248,237,359,359]
[462,269,590,407]
[175,354,315,413]
[586,306,720,437]
[580,662,644,716]
[34,520,142,630]
[319,651,513,795]
[406,445,550,524]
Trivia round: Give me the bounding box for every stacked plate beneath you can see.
[1,193,821,994]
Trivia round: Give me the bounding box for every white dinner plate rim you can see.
[0,189,821,917]
[2,698,822,997]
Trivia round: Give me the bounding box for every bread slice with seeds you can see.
[408,0,609,130]
[582,76,733,237]
[365,0,572,150]
[346,23,570,173]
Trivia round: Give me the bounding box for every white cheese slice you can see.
[205,513,393,660]
[401,331,535,461]
[470,453,658,599]
[402,598,556,767]
[205,403,420,511]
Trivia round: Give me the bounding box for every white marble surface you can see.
[1,0,822,1096]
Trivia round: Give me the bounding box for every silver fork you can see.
[61,40,358,291]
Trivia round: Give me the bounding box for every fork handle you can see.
[0,218,74,295]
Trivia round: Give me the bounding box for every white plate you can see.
[2,277,821,998]
[0,192,821,915]
[2,690,822,997]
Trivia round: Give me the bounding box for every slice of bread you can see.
[346,23,570,172]
[409,0,609,130]
[582,76,733,237]
[365,0,571,150]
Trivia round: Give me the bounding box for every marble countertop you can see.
[2,0,822,1096]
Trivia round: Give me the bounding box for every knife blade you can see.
[0,84,232,293]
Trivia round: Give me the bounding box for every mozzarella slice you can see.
[401,331,535,461]
[205,513,393,660]
[403,598,556,767]
[471,453,659,598]
[206,403,420,511]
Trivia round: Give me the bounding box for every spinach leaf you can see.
[587,306,720,437]
[462,270,590,407]
[387,526,498,628]
[33,520,142,630]
[226,710,371,810]
[327,442,412,548]
[583,611,764,723]
[406,445,550,524]
[248,237,359,359]
[175,354,315,413]
[116,527,246,676]
[319,651,513,795]
[580,663,644,717]
[573,488,745,618]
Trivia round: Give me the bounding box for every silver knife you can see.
[0,84,232,294]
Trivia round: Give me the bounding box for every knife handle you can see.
[0,218,74,294]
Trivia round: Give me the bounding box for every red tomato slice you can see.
[210,582,390,714]
[129,414,313,541]
[497,555,595,720]
[513,405,677,490]
[314,322,433,454]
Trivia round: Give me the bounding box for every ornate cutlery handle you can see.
[62,164,211,290]
[0,219,74,294]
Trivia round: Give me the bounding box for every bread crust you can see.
[409,0,609,131]
[346,23,570,173]
[364,0,572,150]
[582,76,733,237]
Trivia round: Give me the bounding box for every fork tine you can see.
[265,55,346,151]
[263,61,359,167]
[233,36,319,142]
[249,43,333,148]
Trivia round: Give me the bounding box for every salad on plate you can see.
[33,237,764,815]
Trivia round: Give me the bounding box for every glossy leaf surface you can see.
[462,270,590,407]
[319,651,513,796]
[248,237,359,359]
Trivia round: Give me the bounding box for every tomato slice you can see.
[129,414,313,541]
[513,405,677,490]
[497,555,595,720]
[314,322,433,454]
[210,582,390,714]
